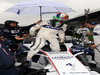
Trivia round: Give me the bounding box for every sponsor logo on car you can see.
[51,56,73,60]
[48,51,67,54]
[62,72,88,74]
[66,63,73,66]
[66,63,76,70]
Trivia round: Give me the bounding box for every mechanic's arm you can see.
[91,43,100,48]
[15,36,25,40]
[20,20,42,31]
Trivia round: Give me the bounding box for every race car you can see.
[15,41,100,75]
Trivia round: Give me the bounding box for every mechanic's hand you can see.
[91,44,97,48]
[15,36,24,40]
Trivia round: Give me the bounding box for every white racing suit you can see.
[93,24,100,68]
[76,27,90,43]
[27,23,67,60]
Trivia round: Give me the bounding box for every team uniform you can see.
[1,20,36,45]
[93,24,100,68]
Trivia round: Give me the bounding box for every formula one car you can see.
[15,40,100,75]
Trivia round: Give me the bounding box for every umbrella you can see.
[5,0,75,20]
